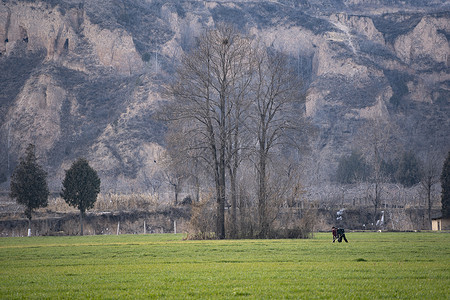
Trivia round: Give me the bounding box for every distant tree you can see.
[336,151,370,184]
[142,52,151,62]
[441,151,450,218]
[380,159,398,182]
[396,151,421,187]
[420,150,441,229]
[159,150,186,206]
[384,70,411,110]
[61,158,100,235]
[0,172,7,184]
[10,144,49,236]
[357,119,400,226]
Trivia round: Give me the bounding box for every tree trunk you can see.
[217,160,226,239]
[227,120,239,238]
[217,66,227,239]
[210,122,226,239]
[195,176,200,203]
[174,183,179,206]
[427,182,432,230]
[373,182,379,227]
[80,210,84,236]
[229,169,237,238]
[259,145,268,238]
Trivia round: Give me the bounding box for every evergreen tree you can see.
[61,158,100,235]
[380,159,398,182]
[10,144,49,236]
[441,151,450,218]
[336,151,370,184]
[396,151,421,187]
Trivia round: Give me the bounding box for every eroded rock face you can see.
[0,1,142,73]
[82,17,143,74]
[394,16,450,65]
[0,0,448,189]
[8,74,65,160]
[330,13,386,46]
[2,2,77,59]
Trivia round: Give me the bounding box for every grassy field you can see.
[0,232,449,299]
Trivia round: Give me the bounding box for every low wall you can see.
[0,208,190,237]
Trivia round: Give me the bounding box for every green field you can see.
[1,232,449,299]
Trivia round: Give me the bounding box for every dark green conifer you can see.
[441,151,450,218]
[396,151,421,187]
[10,144,49,236]
[61,158,100,235]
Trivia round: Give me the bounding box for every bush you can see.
[185,196,216,240]
[142,52,151,62]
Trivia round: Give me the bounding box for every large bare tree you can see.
[165,24,306,239]
[249,48,303,238]
[165,24,253,239]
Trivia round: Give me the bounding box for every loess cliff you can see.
[0,0,449,192]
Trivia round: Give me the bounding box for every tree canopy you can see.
[336,151,370,184]
[396,151,421,187]
[61,158,100,235]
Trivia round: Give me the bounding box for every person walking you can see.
[337,227,348,243]
[332,226,338,242]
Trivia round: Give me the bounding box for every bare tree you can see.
[420,150,441,229]
[357,119,400,227]
[158,151,186,206]
[164,25,308,239]
[164,121,212,206]
[164,24,253,239]
[249,48,303,238]
[225,47,254,238]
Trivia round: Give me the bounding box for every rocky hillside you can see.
[0,0,449,192]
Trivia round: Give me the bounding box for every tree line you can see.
[160,24,308,239]
[334,118,448,229]
[9,24,450,238]
[160,24,450,237]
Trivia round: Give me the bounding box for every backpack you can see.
[337,228,345,235]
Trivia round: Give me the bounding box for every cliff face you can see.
[0,0,449,190]
[0,1,142,73]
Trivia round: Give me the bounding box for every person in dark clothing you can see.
[332,226,338,242]
[337,228,348,243]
